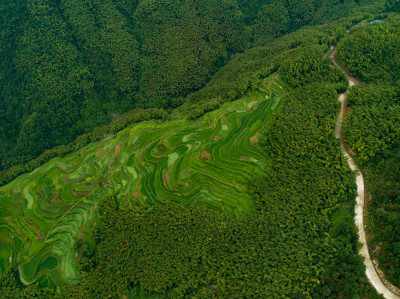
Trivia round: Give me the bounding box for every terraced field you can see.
[0,75,286,287]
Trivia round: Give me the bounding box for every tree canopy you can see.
[340,16,400,288]
[0,0,376,171]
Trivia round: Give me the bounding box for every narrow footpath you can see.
[331,48,400,299]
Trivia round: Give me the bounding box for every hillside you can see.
[339,15,400,290]
[0,76,286,287]
[1,20,386,297]
[1,0,398,298]
[0,0,383,170]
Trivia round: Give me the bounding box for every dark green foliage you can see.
[133,0,249,108]
[0,1,27,162]
[54,72,378,297]
[343,84,399,164]
[186,99,223,120]
[2,34,381,297]
[285,0,316,28]
[0,0,383,172]
[337,15,400,83]
[386,0,400,11]
[13,0,90,161]
[253,1,290,45]
[185,28,336,120]
[344,86,400,286]
[364,146,400,287]
[340,16,400,288]
[0,0,249,169]
[279,46,347,88]
[256,82,379,298]
[187,28,331,107]
[242,0,371,44]
[238,0,364,26]
[342,84,400,288]
[60,201,244,297]
[0,0,391,297]
[0,269,54,298]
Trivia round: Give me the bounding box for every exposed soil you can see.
[201,151,211,162]
[250,135,259,143]
[115,145,121,154]
[162,173,171,185]
[213,136,221,142]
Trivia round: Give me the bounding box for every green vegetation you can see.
[55,70,380,297]
[0,17,349,186]
[0,108,166,186]
[255,82,378,298]
[0,75,285,288]
[0,0,382,172]
[0,0,395,297]
[339,16,400,288]
[386,0,400,12]
[337,16,400,83]
[342,85,399,163]
[1,23,384,295]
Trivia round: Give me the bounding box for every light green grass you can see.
[0,75,287,286]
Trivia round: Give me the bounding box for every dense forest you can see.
[1,0,397,298]
[338,15,400,288]
[0,16,387,297]
[0,0,382,172]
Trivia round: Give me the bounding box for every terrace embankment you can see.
[0,75,286,286]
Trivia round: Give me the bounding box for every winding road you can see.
[331,48,400,299]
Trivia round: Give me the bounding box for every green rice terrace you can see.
[0,75,287,287]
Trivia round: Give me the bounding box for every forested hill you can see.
[1,1,397,297]
[339,15,400,288]
[0,0,381,171]
[0,18,384,297]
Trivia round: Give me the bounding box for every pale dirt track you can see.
[331,49,400,299]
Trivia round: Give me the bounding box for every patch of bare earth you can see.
[162,173,171,185]
[201,151,211,162]
[250,135,259,143]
